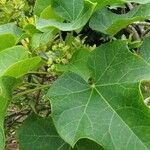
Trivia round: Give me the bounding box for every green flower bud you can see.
[47,68,52,73]
[47,58,53,66]
[52,45,58,51]
[51,64,55,70]
[61,58,68,64]
[55,58,61,64]
[58,43,64,48]
[47,51,53,55]
[62,45,70,52]
[67,54,72,59]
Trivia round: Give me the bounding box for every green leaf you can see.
[89,3,150,35]
[34,0,52,16]
[35,0,96,32]
[3,57,41,78]
[0,46,41,78]
[17,113,103,150]
[40,5,63,21]
[47,40,150,150]
[56,49,91,81]
[52,0,84,21]
[0,46,28,76]
[0,34,16,51]
[0,76,18,150]
[0,23,23,42]
[24,24,40,35]
[140,36,150,63]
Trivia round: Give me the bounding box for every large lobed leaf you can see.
[47,40,150,150]
[89,3,150,35]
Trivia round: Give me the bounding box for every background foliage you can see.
[0,0,150,150]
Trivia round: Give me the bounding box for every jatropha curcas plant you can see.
[0,0,150,150]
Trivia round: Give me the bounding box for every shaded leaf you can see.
[90,0,150,9]
[89,3,150,35]
[17,114,103,150]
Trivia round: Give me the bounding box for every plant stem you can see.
[28,71,49,75]
[13,84,51,100]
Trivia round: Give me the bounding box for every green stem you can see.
[28,71,49,75]
[13,84,51,100]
